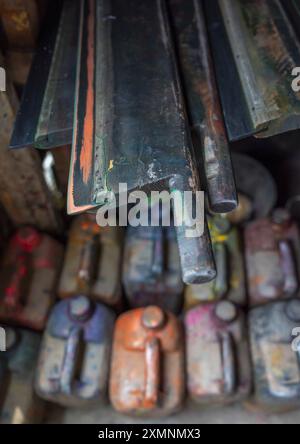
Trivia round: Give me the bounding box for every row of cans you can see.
[0,296,300,423]
[0,174,299,421]
[0,205,298,330]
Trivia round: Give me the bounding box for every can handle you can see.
[60,326,81,395]
[279,240,298,295]
[4,255,28,308]
[144,337,160,408]
[78,236,99,288]
[214,242,228,298]
[220,332,236,395]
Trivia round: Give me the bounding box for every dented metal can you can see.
[0,227,64,330]
[0,327,44,424]
[185,216,246,309]
[184,301,251,405]
[249,299,300,412]
[245,209,300,307]
[109,306,185,417]
[58,214,123,306]
[35,295,115,407]
[123,224,183,313]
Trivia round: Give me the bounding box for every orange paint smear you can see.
[80,0,95,184]
[68,0,95,215]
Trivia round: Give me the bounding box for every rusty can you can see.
[184,216,246,309]
[184,301,251,405]
[0,227,64,330]
[109,306,185,417]
[123,224,183,313]
[245,209,300,307]
[58,214,123,307]
[35,295,115,407]
[0,326,44,424]
[249,299,300,412]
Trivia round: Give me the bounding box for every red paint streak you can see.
[80,0,95,184]
[68,0,96,214]
[14,228,41,252]
[4,257,27,307]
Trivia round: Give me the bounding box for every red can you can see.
[0,227,63,330]
[109,306,185,416]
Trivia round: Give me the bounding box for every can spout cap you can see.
[69,295,93,321]
[215,301,237,323]
[142,306,165,330]
[272,208,291,226]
